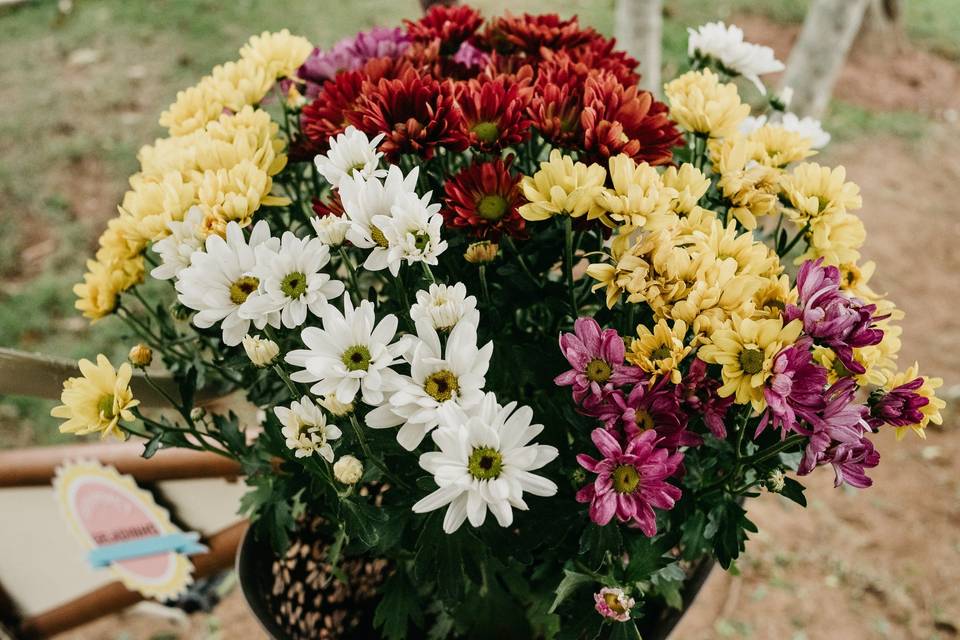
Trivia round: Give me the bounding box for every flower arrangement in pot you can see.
[51,5,946,639]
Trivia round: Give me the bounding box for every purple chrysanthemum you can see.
[298,27,410,97]
[678,358,734,438]
[798,378,878,488]
[452,40,490,69]
[758,337,827,437]
[555,318,645,405]
[784,259,885,374]
[575,429,683,536]
[587,378,700,450]
[867,376,930,429]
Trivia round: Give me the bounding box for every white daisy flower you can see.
[409,282,480,332]
[687,21,784,94]
[339,165,420,273]
[739,113,831,149]
[274,396,342,461]
[366,319,493,451]
[176,220,279,347]
[240,231,344,329]
[285,298,405,405]
[314,126,386,189]
[372,190,447,277]
[411,392,559,534]
[151,206,205,280]
[779,112,831,149]
[310,213,350,247]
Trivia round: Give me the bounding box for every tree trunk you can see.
[419,0,456,11]
[856,0,907,54]
[614,0,663,95]
[780,0,871,119]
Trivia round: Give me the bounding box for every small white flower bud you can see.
[242,334,279,368]
[319,394,354,417]
[333,455,363,485]
[767,469,786,493]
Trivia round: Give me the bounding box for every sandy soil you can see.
[58,17,960,640]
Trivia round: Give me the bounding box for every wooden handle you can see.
[0,442,241,488]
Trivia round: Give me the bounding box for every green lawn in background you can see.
[0,0,952,446]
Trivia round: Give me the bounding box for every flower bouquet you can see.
[53,5,945,639]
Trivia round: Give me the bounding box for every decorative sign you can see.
[54,460,206,600]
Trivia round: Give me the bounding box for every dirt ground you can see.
[57,16,960,640]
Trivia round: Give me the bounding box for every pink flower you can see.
[576,429,683,536]
[555,318,645,404]
[798,379,878,488]
[678,358,733,438]
[594,587,635,622]
[758,337,827,437]
[867,376,929,429]
[586,377,700,450]
[784,259,884,375]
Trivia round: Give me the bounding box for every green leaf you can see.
[214,412,245,454]
[623,535,673,582]
[779,477,807,507]
[679,510,710,560]
[609,621,642,640]
[548,569,595,614]
[650,563,686,610]
[373,570,423,640]
[707,500,757,569]
[141,433,162,459]
[177,365,197,411]
[579,523,622,570]
[342,497,387,549]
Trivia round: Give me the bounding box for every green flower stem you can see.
[479,265,491,305]
[421,262,437,284]
[272,364,300,399]
[563,216,579,318]
[505,236,540,289]
[133,409,231,459]
[348,413,410,490]
[778,223,810,258]
[337,247,363,305]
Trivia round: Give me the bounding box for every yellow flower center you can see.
[739,348,765,375]
[370,225,389,248]
[229,275,260,305]
[346,161,366,176]
[413,232,430,252]
[612,464,641,494]
[280,271,307,299]
[634,409,655,432]
[341,345,372,372]
[650,345,672,362]
[471,121,500,144]
[477,194,509,221]
[467,446,503,480]
[604,592,628,614]
[424,369,459,402]
[97,394,117,419]
[585,358,613,384]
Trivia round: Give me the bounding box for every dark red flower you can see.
[312,193,347,218]
[562,35,640,87]
[443,158,526,240]
[482,12,597,56]
[580,73,682,166]
[349,68,466,161]
[453,78,532,152]
[300,70,366,155]
[405,4,484,54]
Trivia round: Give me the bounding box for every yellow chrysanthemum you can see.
[884,363,946,440]
[73,257,144,321]
[210,58,275,111]
[595,154,678,230]
[519,150,606,221]
[713,137,781,230]
[51,354,139,440]
[750,274,797,320]
[698,316,803,410]
[686,219,780,278]
[798,211,865,266]
[627,319,692,384]
[779,163,862,225]
[197,159,290,233]
[661,163,710,214]
[747,124,816,168]
[159,78,227,137]
[674,206,720,236]
[664,68,750,139]
[239,29,313,79]
[198,106,288,177]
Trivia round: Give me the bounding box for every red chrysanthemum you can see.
[443,158,526,240]
[580,73,683,166]
[482,12,599,56]
[560,35,640,87]
[527,81,582,148]
[405,4,484,54]
[349,68,466,161]
[453,78,532,152]
[300,70,366,155]
[312,193,347,218]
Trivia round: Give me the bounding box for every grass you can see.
[0,0,955,447]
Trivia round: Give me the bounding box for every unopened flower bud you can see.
[128,343,153,368]
[333,455,363,485]
[766,469,786,493]
[464,240,498,264]
[242,334,279,368]
[319,394,354,417]
[190,407,206,421]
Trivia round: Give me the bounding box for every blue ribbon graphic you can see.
[88,532,208,568]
